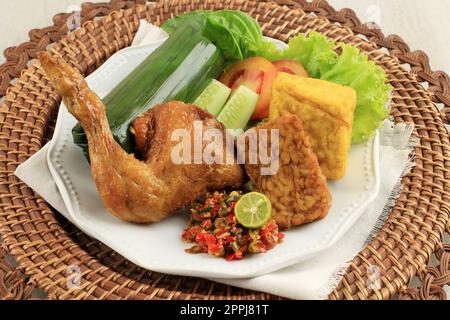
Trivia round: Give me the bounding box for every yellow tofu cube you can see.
[270,73,356,179]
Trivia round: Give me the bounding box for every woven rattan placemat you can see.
[0,0,449,300]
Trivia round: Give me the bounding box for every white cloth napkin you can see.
[14,21,416,300]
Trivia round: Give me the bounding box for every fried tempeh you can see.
[241,115,331,229]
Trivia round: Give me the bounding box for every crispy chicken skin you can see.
[39,52,243,224]
[242,115,331,229]
[131,102,244,192]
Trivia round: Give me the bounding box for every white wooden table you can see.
[0,0,448,299]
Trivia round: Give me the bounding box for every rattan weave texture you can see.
[0,0,449,300]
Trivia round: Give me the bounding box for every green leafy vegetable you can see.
[261,32,337,78]
[204,10,264,61]
[261,32,391,143]
[320,44,391,143]
[163,10,391,143]
[162,10,264,61]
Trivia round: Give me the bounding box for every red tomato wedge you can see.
[272,59,309,77]
[220,57,278,120]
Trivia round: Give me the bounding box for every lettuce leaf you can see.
[261,32,337,78]
[320,44,390,143]
[262,32,391,143]
[162,10,264,61]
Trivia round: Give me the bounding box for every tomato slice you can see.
[220,57,278,120]
[272,59,309,77]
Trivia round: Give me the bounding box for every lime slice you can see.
[235,192,272,229]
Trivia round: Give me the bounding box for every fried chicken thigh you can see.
[131,102,243,192]
[39,52,243,224]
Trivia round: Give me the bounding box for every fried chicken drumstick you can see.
[39,52,243,223]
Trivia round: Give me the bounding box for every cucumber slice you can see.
[217,85,258,131]
[193,79,231,116]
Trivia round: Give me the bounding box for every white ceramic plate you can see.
[47,38,380,279]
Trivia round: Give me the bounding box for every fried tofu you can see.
[241,115,331,229]
[270,72,356,180]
